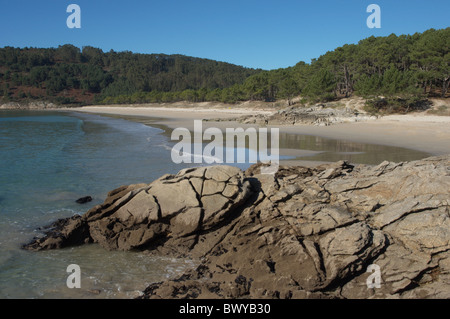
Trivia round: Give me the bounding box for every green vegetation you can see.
[363,97,432,114]
[0,45,258,105]
[0,28,448,109]
[233,27,448,105]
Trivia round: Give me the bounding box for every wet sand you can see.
[69,105,450,165]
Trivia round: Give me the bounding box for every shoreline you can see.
[67,104,450,157]
[7,104,449,299]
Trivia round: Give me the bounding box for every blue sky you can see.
[0,0,448,70]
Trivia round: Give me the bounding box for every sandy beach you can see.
[275,115,450,156]
[71,104,450,158]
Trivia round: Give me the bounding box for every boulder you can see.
[75,196,92,204]
[23,166,253,254]
[139,156,450,299]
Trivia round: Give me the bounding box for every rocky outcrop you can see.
[206,104,377,126]
[23,166,253,255]
[0,101,59,109]
[76,196,92,204]
[23,156,450,299]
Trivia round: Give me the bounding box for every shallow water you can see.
[0,110,198,299]
[0,110,431,299]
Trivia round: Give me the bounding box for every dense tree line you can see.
[92,27,450,106]
[225,27,448,104]
[0,28,448,108]
[0,44,258,104]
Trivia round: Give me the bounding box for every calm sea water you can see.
[0,110,199,299]
[0,109,431,299]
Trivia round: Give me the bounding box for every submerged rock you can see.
[76,196,92,204]
[23,155,450,299]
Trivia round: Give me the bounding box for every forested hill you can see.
[0,46,259,105]
[226,27,448,105]
[0,28,448,107]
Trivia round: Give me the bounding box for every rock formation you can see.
[0,101,58,109]
[76,196,93,204]
[24,166,253,254]
[206,104,377,126]
[23,156,450,299]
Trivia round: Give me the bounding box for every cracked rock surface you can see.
[23,156,450,299]
[23,166,253,254]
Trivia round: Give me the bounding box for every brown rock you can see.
[23,155,450,299]
[23,165,253,253]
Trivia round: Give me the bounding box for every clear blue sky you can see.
[0,0,448,70]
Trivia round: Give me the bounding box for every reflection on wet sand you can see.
[277,132,430,165]
[87,114,431,167]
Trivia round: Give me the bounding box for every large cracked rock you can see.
[23,155,450,299]
[23,166,253,255]
[139,156,449,299]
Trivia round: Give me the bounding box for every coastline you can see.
[7,104,449,299]
[67,104,450,157]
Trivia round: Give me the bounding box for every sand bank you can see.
[71,105,450,157]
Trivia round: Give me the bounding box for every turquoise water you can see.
[0,110,199,299]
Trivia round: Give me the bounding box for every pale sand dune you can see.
[71,105,450,156]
